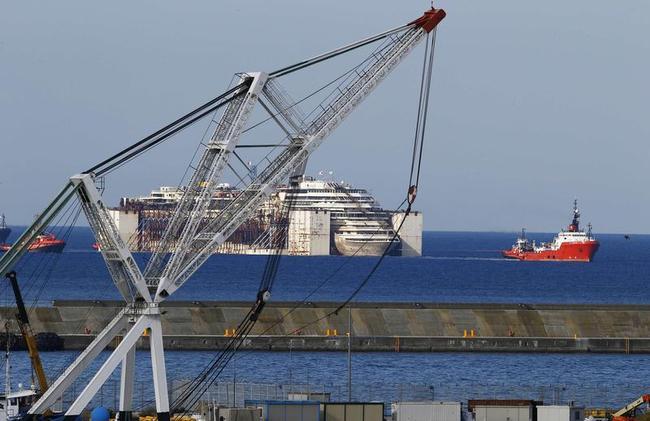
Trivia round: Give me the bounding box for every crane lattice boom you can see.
[153,9,445,300]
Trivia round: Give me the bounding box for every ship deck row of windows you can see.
[286,189,368,194]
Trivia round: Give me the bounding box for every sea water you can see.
[1,229,648,408]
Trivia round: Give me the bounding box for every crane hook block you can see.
[410,8,446,33]
[408,185,417,205]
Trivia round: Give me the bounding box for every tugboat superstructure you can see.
[0,214,10,245]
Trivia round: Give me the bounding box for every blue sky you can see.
[1,1,648,233]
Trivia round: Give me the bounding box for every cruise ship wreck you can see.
[109,175,422,256]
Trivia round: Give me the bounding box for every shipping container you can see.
[468,400,541,421]
[391,401,461,421]
[216,407,262,421]
[321,403,384,421]
[245,400,320,421]
[473,406,532,421]
[537,406,584,421]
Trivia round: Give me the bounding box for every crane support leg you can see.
[29,308,130,414]
[31,305,169,418]
[65,316,149,416]
[118,346,136,421]
[150,315,170,421]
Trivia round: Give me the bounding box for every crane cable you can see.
[170,29,438,413]
[82,22,412,178]
[167,35,403,408]
[262,28,438,338]
[169,194,297,414]
[136,190,397,412]
[141,35,400,278]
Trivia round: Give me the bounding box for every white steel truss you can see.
[29,304,170,419]
[145,73,268,286]
[27,176,171,419]
[72,174,151,302]
[29,307,129,413]
[146,73,267,284]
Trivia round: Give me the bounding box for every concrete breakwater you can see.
[1,301,649,353]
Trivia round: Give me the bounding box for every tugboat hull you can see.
[502,240,599,262]
[29,242,66,253]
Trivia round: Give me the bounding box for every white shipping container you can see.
[266,402,320,421]
[391,402,461,421]
[473,405,533,421]
[217,407,262,421]
[537,406,584,421]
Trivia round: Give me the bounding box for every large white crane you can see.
[0,7,446,420]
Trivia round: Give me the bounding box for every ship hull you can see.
[334,235,400,256]
[29,242,66,253]
[502,240,599,262]
[0,240,66,253]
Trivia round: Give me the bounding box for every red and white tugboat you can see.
[0,233,66,253]
[502,200,599,262]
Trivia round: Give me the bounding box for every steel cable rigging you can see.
[84,24,406,179]
[170,29,439,412]
[11,200,83,311]
[133,39,398,263]
[247,29,438,344]
[281,29,437,337]
[169,193,297,414]
[167,30,435,403]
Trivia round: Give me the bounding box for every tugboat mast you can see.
[569,199,581,232]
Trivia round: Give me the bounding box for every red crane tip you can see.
[410,8,446,33]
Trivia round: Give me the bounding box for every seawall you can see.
[1,301,649,353]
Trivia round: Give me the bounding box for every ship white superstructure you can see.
[276,176,404,256]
